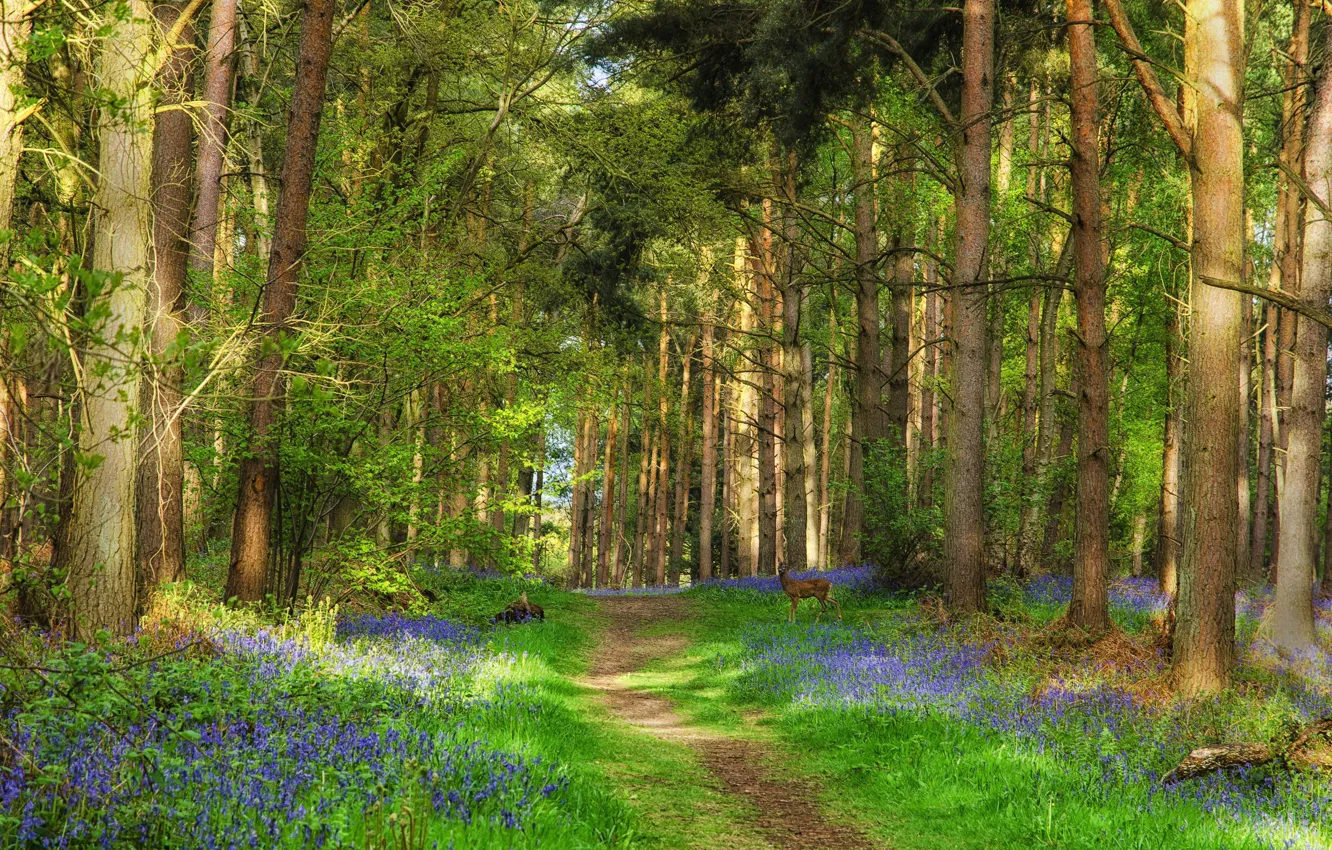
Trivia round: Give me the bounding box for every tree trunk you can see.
[1236,275,1252,579]
[756,235,778,575]
[60,0,155,635]
[188,0,240,295]
[1173,0,1245,695]
[721,388,734,578]
[1131,512,1147,576]
[817,303,838,569]
[597,396,619,588]
[613,398,631,586]
[1270,35,1332,652]
[776,157,810,572]
[700,319,718,581]
[1158,295,1183,594]
[942,0,994,613]
[655,289,671,585]
[568,409,588,586]
[582,413,598,588]
[1066,0,1110,633]
[226,0,337,603]
[1269,0,1312,567]
[634,421,653,587]
[670,332,697,582]
[841,114,885,565]
[801,342,819,566]
[136,1,195,597]
[735,240,761,576]
[0,0,32,267]
[1251,301,1276,579]
[887,153,914,447]
[919,242,939,506]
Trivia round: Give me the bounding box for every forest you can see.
[2,0,1332,845]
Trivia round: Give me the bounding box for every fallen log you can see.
[1162,743,1274,784]
[1163,716,1332,784]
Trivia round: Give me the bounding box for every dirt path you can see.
[583,594,878,850]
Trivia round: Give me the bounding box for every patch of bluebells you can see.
[1,613,569,848]
[729,585,1332,849]
[581,565,882,597]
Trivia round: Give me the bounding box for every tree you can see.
[58,0,156,636]
[1105,0,1245,693]
[940,0,994,614]
[1064,0,1109,633]
[226,0,338,603]
[1269,22,1332,653]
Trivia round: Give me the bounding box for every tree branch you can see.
[1101,0,1193,160]
[857,29,957,128]
[1199,275,1332,330]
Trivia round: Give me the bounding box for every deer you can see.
[777,564,842,623]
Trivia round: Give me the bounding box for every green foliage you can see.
[861,439,941,584]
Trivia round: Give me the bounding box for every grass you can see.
[631,580,1332,850]
[8,567,1332,848]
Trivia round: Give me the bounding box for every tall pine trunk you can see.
[1270,32,1332,652]
[137,1,195,595]
[1173,0,1245,694]
[699,320,718,581]
[61,0,156,635]
[226,0,337,603]
[188,0,239,297]
[841,115,884,565]
[1066,0,1110,632]
[942,0,994,613]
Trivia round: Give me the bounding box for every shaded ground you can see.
[583,595,878,850]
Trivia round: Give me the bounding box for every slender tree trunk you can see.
[942,0,994,613]
[634,421,653,588]
[1270,36,1332,651]
[597,396,619,588]
[655,289,671,585]
[801,342,818,565]
[1270,0,1312,566]
[1236,282,1252,576]
[1131,513,1147,576]
[1251,301,1276,578]
[226,0,338,603]
[137,2,195,596]
[735,241,761,576]
[817,303,837,569]
[1017,288,1041,576]
[568,409,588,586]
[532,429,546,571]
[721,389,734,578]
[670,332,697,582]
[1066,0,1110,633]
[919,246,939,506]
[613,398,631,586]
[887,153,914,447]
[188,0,239,296]
[842,115,885,565]
[1172,0,1245,695]
[778,155,810,570]
[700,320,718,581]
[756,232,778,575]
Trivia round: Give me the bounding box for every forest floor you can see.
[583,594,879,850]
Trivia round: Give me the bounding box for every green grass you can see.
[620,588,1308,850]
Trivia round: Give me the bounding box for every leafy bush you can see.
[861,439,941,587]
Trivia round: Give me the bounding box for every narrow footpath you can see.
[583,594,880,850]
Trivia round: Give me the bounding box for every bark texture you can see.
[941,0,994,613]
[137,0,196,595]
[226,0,337,603]
[1066,0,1110,633]
[61,0,156,636]
[1271,31,1332,652]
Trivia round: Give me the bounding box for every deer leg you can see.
[788,595,797,623]
[829,594,843,622]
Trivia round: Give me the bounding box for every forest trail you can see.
[584,595,880,850]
